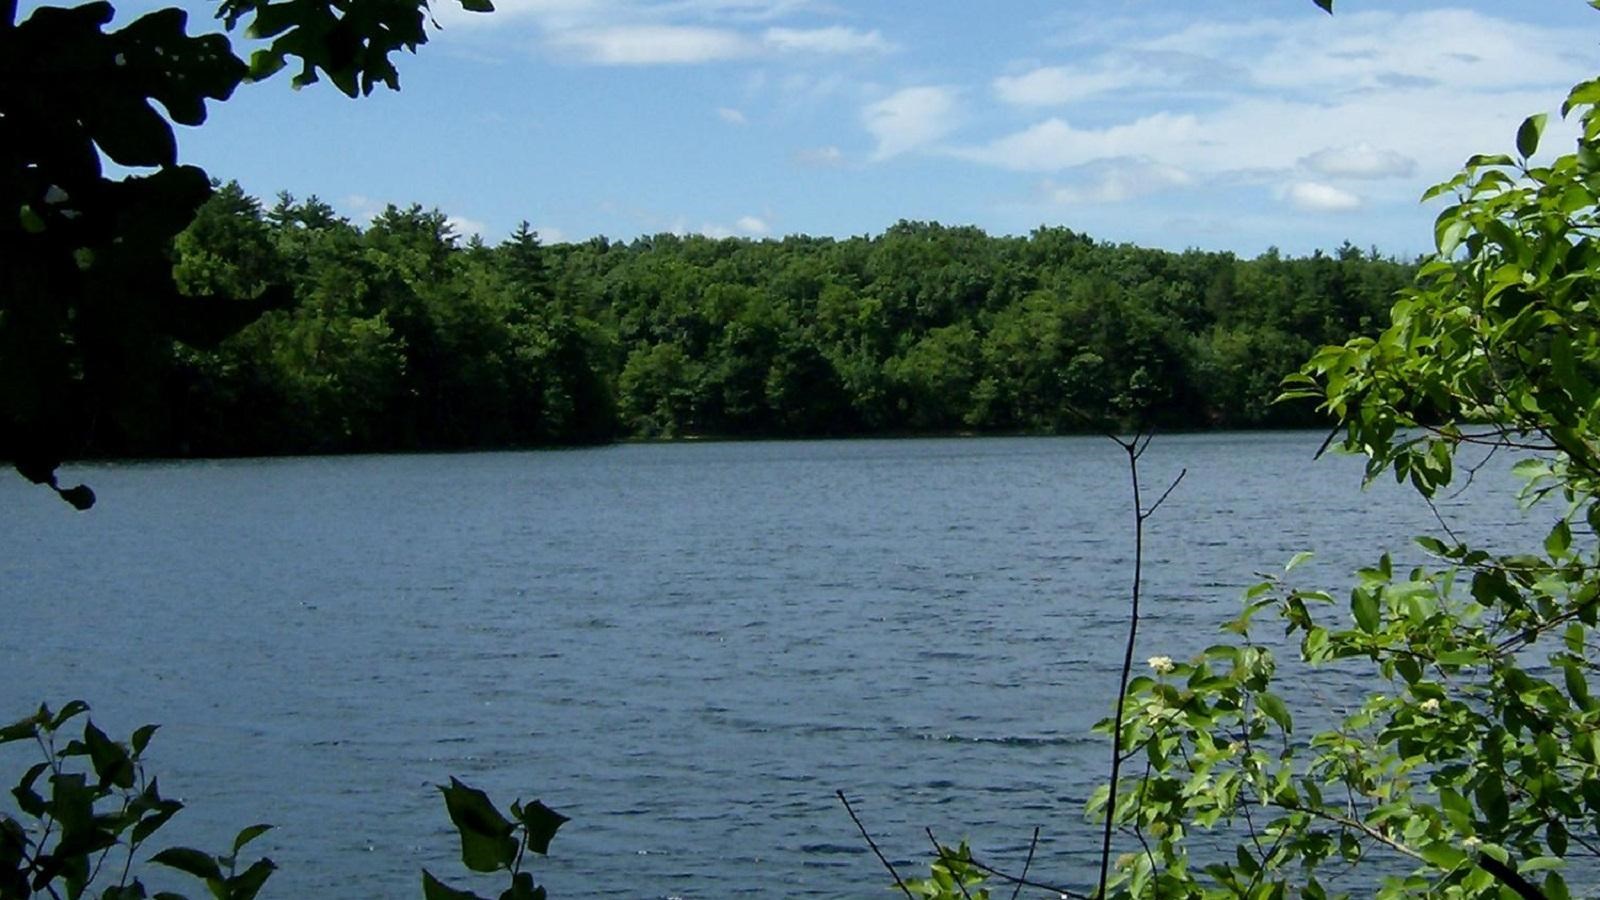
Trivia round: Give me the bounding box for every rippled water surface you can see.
[1,434,1544,897]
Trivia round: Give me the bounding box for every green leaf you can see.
[1546,520,1572,559]
[1420,841,1467,869]
[83,719,136,789]
[1521,856,1565,873]
[1436,218,1471,258]
[422,870,487,900]
[1352,588,1380,634]
[0,713,42,745]
[232,824,272,854]
[439,778,517,873]
[151,847,223,882]
[1476,776,1510,826]
[513,799,568,855]
[131,724,159,756]
[499,871,544,900]
[1257,692,1293,732]
[1285,551,1315,572]
[50,701,91,730]
[1518,113,1549,159]
[226,858,276,900]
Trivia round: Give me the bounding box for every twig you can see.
[957,854,1088,899]
[1009,826,1039,900]
[836,790,915,900]
[1096,430,1183,898]
[1144,469,1186,519]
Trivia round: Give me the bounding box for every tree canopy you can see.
[58,188,1413,458]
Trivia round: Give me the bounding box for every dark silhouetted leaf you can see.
[151,847,223,882]
[515,799,568,855]
[423,869,487,900]
[440,778,516,873]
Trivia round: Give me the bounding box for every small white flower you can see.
[1227,741,1245,755]
[1147,655,1175,675]
[1463,835,1482,849]
[1419,698,1441,714]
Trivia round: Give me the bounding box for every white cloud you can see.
[1043,159,1193,205]
[1282,181,1362,213]
[533,224,569,244]
[689,216,771,238]
[1210,10,1587,93]
[761,26,893,55]
[955,6,1589,224]
[717,106,748,124]
[993,64,1144,106]
[862,86,959,160]
[794,145,845,167]
[545,21,892,65]
[1300,143,1415,179]
[551,25,752,64]
[446,215,490,239]
[735,215,771,235]
[955,113,1199,172]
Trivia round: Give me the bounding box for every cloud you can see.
[958,7,1588,201]
[446,215,490,239]
[545,21,893,65]
[862,86,959,160]
[550,24,751,64]
[993,64,1144,106]
[1300,143,1415,179]
[717,106,748,124]
[761,26,893,55]
[1215,10,1586,93]
[1282,181,1362,213]
[697,215,771,238]
[1043,159,1193,205]
[955,113,1199,172]
[532,224,569,244]
[794,145,845,167]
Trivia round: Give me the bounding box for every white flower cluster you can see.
[1147,655,1175,675]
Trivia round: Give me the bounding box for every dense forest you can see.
[99,182,1416,457]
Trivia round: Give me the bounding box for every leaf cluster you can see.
[1074,70,1600,900]
[0,701,274,900]
[1,0,490,506]
[422,778,568,900]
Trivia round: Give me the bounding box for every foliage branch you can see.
[0,0,491,508]
[897,5,1600,899]
[0,701,275,900]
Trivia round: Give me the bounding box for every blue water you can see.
[0,433,1544,897]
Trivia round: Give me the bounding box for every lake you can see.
[0,433,1546,897]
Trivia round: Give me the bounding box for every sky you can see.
[93,0,1600,255]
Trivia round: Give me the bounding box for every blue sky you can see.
[101,0,1600,254]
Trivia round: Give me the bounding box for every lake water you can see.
[0,433,1547,897]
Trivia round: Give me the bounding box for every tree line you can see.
[94,182,1418,458]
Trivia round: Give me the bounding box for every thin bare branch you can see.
[957,854,1087,899]
[1141,468,1187,521]
[836,790,915,900]
[1009,827,1039,900]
